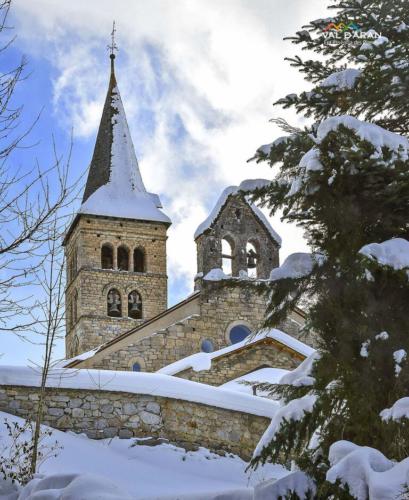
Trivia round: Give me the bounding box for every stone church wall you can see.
[0,385,269,460]
[176,340,302,386]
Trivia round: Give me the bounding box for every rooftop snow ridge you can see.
[158,328,314,376]
[194,180,281,245]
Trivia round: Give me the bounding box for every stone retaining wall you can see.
[0,385,270,460]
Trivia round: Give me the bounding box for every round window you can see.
[200,339,214,353]
[132,362,141,372]
[229,325,251,344]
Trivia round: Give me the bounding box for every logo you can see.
[321,21,382,45]
[324,22,361,32]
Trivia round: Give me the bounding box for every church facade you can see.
[63,53,308,382]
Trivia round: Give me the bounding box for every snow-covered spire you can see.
[79,52,171,225]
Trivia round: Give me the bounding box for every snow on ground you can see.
[0,411,288,500]
[157,328,314,376]
[359,238,409,271]
[219,368,289,396]
[327,440,409,500]
[0,366,277,418]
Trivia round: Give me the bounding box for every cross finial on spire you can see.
[107,21,118,73]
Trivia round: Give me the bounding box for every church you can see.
[61,51,311,386]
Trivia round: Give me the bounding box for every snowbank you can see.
[327,440,409,500]
[254,471,316,499]
[157,328,314,376]
[0,365,278,418]
[194,181,281,245]
[0,411,289,500]
[359,238,409,271]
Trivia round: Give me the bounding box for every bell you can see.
[130,300,140,312]
[109,302,120,313]
[108,291,120,313]
[247,249,257,269]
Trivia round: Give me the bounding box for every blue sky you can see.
[1,0,326,366]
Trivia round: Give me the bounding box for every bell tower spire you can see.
[63,29,171,358]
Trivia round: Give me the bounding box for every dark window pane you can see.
[229,325,251,344]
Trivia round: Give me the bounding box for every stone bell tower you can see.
[194,187,281,289]
[63,50,171,358]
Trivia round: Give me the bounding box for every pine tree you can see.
[245,1,409,497]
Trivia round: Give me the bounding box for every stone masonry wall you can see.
[176,340,302,386]
[0,385,269,460]
[87,280,274,372]
[64,215,169,357]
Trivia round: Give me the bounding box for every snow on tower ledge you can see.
[194,180,281,245]
[79,61,171,225]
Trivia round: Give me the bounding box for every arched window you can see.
[101,244,113,269]
[132,362,141,372]
[107,288,121,317]
[201,339,214,353]
[229,324,251,344]
[246,241,258,278]
[134,248,145,272]
[128,290,142,319]
[118,246,129,271]
[221,238,233,275]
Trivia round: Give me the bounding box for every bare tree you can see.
[0,0,80,340]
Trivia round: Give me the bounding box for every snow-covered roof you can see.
[219,367,290,396]
[157,328,314,376]
[194,180,281,246]
[0,365,277,418]
[79,59,171,225]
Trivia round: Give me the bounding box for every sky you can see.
[1,0,326,365]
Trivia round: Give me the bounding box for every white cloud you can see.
[12,0,324,302]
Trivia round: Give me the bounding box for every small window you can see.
[201,339,214,353]
[101,244,113,269]
[132,362,141,372]
[229,325,251,344]
[134,248,145,272]
[128,290,142,319]
[72,290,78,324]
[107,288,121,317]
[118,246,129,271]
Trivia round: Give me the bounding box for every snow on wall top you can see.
[0,365,278,418]
[80,77,171,224]
[157,328,314,376]
[194,180,281,245]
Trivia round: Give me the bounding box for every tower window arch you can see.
[101,244,114,269]
[221,238,234,275]
[118,245,129,271]
[128,290,142,319]
[107,288,122,317]
[72,289,78,325]
[246,241,258,278]
[134,248,145,272]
